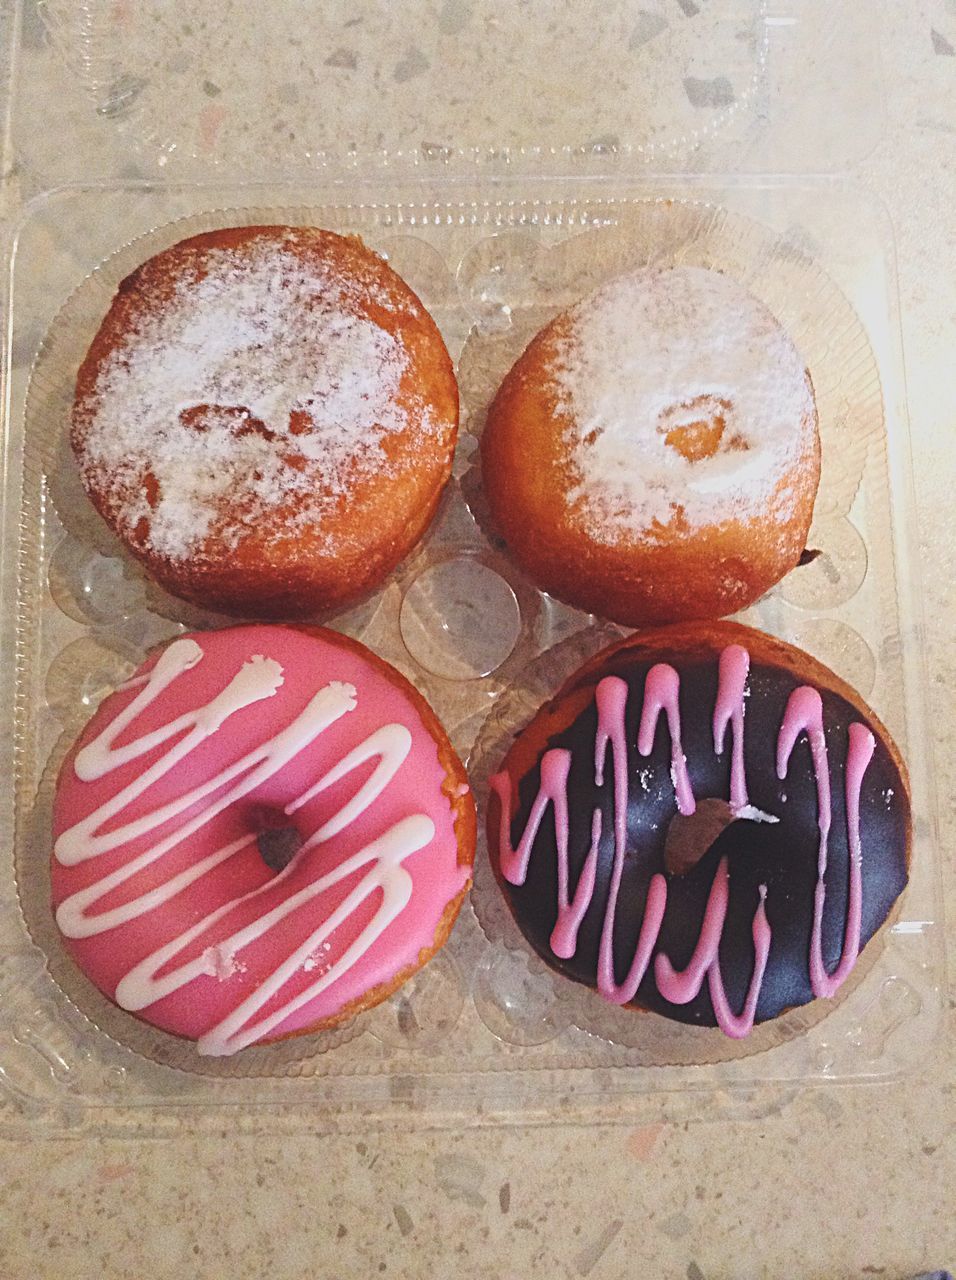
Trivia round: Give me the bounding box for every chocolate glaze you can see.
[494,650,909,1028]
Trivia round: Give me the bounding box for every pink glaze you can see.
[491,645,877,1038]
[51,626,471,1056]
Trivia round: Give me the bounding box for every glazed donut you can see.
[482,265,820,626]
[487,622,910,1037]
[71,225,458,618]
[51,625,475,1055]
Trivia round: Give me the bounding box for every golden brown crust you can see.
[482,301,820,627]
[72,226,459,619]
[267,884,471,1040]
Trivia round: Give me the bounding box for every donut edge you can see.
[485,620,913,1033]
[50,622,477,1052]
[70,224,460,620]
[481,276,822,627]
[244,623,478,1043]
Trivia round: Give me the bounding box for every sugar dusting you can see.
[551,267,815,545]
[75,232,433,562]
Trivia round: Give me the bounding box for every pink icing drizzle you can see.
[713,643,750,811]
[638,664,695,815]
[493,747,593,962]
[492,645,879,1037]
[654,859,771,1039]
[778,689,874,999]
[51,627,470,1056]
[595,676,667,1003]
[496,747,570,891]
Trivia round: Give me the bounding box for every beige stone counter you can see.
[0,1,952,1276]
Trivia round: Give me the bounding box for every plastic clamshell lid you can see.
[14,0,884,184]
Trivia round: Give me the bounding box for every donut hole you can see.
[657,393,737,463]
[245,755,385,876]
[664,797,736,876]
[664,796,781,876]
[247,804,304,874]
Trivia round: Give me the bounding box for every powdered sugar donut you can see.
[482,266,819,626]
[71,226,458,618]
[51,625,475,1056]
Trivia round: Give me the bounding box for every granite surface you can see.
[0,1,953,1276]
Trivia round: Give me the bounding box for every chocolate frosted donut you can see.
[487,623,910,1037]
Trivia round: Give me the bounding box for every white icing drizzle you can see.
[54,637,436,1056]
[116,814,432,1057]
[551,266,814,545]
[286,724,412,841]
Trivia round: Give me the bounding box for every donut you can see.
[50,624,475,1055]
[481,265,820,626]
[71,225,458,618]
[487,622,910,1037]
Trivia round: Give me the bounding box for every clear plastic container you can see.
[0,1,944,1134]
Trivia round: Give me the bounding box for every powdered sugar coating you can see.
[73,229,439,564]
[552,267,815,545]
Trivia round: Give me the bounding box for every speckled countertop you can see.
[1,1,953,1277]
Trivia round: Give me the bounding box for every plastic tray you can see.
[0,174,944,1135]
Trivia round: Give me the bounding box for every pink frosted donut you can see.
[51,625,475,1056]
